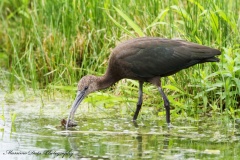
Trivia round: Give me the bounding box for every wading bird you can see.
[65,37,221,128]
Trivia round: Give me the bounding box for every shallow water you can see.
[0,91,239,160]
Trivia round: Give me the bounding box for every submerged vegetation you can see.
[0,0,239,120]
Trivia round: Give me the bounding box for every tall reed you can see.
[0,0,239,118]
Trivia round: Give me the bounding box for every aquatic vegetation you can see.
[0,0,239,119]
[10,111,16,125]
[0,93,239,159]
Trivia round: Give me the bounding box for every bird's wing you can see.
[118,39,219,78]
[123,46,190,77]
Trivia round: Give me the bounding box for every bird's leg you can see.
[133,81,143,121]
[158,82,171,126]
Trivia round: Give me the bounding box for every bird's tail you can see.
[191,47,221,63]
[203,56,220,62]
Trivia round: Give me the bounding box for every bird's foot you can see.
[167,123,174,128]
[132,120,139,128]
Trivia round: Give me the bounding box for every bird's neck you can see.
[97,73,119,90]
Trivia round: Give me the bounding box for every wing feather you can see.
[113,38,220,78]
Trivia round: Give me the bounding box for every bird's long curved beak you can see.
[66,89,86,129]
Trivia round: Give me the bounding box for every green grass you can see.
[0,0,239,119]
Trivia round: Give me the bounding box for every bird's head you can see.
[66,75,99,128]
[77,75,99,95]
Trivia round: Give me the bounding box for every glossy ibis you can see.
[66,37,221,128]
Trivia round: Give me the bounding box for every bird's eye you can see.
[84,86,88,90]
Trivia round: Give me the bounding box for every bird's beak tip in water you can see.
[65,89,87,129]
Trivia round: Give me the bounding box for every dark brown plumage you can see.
[66,37,221,128]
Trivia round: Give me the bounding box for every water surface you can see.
[0,91,239,159]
